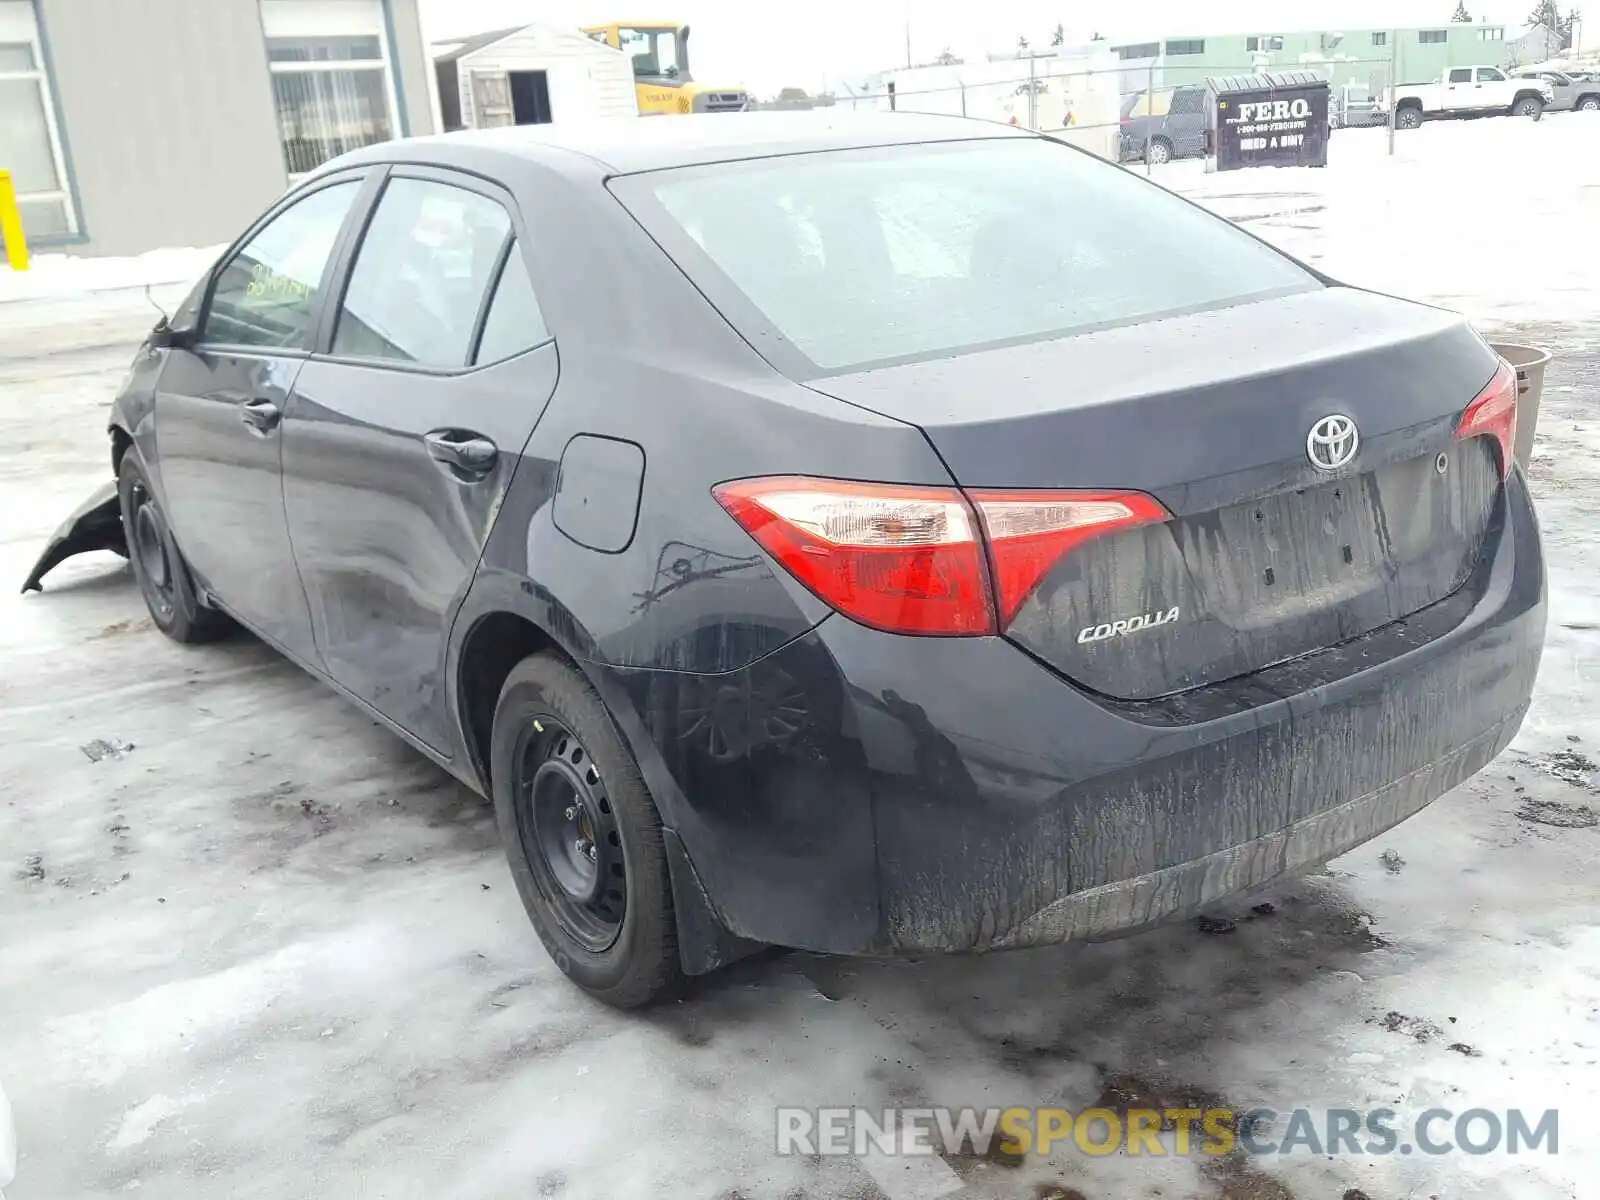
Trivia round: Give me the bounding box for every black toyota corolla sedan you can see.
[25,113,1544,1007]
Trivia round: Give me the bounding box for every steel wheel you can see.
[127,481,177,623]
[513,717,627,952]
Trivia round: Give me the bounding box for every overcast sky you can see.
[418,0,1532,96]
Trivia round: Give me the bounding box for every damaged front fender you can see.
[20,480,126,593]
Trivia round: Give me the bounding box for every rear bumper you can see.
[607,472,1544,956]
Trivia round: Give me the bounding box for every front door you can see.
[282,169,559,749]
[155,176,367,660]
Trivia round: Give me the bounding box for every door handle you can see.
[240,398,282,433]
[423,429,498,478]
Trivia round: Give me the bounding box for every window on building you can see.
[474,243,550,365]
[1165,39,1205,55]
[1478,27,1504,41]
[261,1,400,178]
[1371,32,1388,46]
[1418,29,1448,44]
[0,1,75,238]
[1116,42,1160,60]
[1246,35,1284,51]
[333,178,513,368]
[204,180,362,350]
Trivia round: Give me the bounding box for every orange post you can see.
[0,170,29,271]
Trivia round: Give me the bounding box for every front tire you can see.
[1512,96,1543,119]
[490,652,681,1008]
[117,454,232,644]
[1578,96,1599,112]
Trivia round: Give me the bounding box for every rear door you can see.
[155,174,368,661]
[281,167,559,750]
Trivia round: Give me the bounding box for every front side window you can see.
[261,0,398,177]
[332,178,512,368]
[612,138,1319,375]
[205,180,360,350]
[0,5,76,238]
[618,27,684,79]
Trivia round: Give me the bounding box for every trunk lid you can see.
[810,287,1505,699]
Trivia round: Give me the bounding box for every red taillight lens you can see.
[713,477,1171,636]
[712,477,994,635]
[971,489,1172,625]
[1456,360,1518,479]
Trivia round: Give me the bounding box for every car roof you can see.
[355,111,1035,176]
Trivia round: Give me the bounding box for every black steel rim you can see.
[514,716,626,952]
[129,482,176,620]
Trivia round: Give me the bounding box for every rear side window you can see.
[1449,68,1473,83]
[204,180,360,350]
[1170,88,1206,114]
[611,138,1318,374]
[473,242,550,365]
[333,177,511,368]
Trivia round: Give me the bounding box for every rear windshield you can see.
[610,137,1319,375]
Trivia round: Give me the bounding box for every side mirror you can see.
[147,313,198,351]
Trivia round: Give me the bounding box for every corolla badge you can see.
[1077,607,1180,644]
[1307,414,1360,471]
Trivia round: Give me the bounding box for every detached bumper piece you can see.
[21,480,125,593]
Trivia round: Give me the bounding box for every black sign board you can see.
[1213,80,1329,171]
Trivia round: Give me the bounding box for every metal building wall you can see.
[36,0,289,256]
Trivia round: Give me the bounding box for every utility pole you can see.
[1387,29,1397,156]
[1146,61,1155,175]
[1028,51,1038,128]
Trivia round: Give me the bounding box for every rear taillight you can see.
[1456,360,1518,479]
[970,490,1171,625]
[713,477,1169,636]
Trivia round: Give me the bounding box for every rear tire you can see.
[1396,106,1423,130]
[490,651,682,1008]
[117,454,232,644]
[1146,137,1173,165]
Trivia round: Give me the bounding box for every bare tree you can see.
[1526,0,1581,49]
[934,47,961,65]
[1051,22,1065,46]
[1451,1,1473,20]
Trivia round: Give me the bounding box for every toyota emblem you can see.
[1306,414,1359,471]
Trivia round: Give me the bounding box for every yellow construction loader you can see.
[581,22,750,114]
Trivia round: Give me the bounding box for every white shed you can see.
[435,23,639,131]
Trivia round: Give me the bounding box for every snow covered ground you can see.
[1,115,1598,1200]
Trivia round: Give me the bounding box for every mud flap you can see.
[663,828,767,976]
[20,480,125,594]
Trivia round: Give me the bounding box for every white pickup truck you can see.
[1383,65,1553,129]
